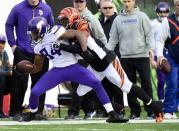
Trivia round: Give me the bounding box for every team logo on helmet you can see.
[38,9,44,16]
[155,2,170,13]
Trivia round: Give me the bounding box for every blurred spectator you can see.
[106,0,155,120]
[155,0,179,119]
[0,34,12,118]
[99,0,117,41]
[5,0,54,121]
[99,0,120,58]
[151,2,170,102]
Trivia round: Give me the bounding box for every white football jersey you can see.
[34,25,78,67]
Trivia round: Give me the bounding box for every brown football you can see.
[16,60,34,74]
[159,59,171,73]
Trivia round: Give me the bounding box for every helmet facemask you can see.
[58,16,70,29]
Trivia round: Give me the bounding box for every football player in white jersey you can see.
[19,16,129,123]
[57,7,164,123]
[150,2,170,102]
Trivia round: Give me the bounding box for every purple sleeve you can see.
[5,7,18,47]
[46,6,55,27]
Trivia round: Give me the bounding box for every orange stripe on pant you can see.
[112,57,125,88]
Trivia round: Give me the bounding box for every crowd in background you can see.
[0,0,179,122]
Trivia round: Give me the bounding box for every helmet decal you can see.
[28,17,48,43]
[58,7,80,27]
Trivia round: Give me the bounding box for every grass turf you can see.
[0,123,178,131]
[0,107,179,131]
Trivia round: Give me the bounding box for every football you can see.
[15,60,34,74]
[159,59,171,73]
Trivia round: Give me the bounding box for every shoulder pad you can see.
[50,25,66,38]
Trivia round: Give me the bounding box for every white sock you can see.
[103,103,113,113]
[30,108,38,113]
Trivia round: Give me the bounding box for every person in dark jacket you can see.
[99,0,117,41]
[0,34,12,118]
[5,0,54,121]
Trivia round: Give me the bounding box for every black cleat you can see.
[65,114,80,120]
[106,111,129,123]
[150,101,164,123]
[18,112,36,122]
[12,113,22,121]
[129,114,141,120]
[35,112,47,120]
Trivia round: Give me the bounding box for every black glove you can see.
[81,50,95,62]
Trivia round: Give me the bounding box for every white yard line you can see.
[0,119,179,125]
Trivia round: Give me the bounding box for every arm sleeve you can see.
[142,13,155,50]
[106,18,119,51]
[46,5,55,27]
[5,7,18,47]
[60,43,82,54]
[88,15,108,45]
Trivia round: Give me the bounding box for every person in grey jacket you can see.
[106,0,155,120]
[73,0,107,45]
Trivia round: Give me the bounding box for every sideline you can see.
[0,119,179,125]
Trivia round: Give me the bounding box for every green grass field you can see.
[0,107,179,131]
[0,123,179,131]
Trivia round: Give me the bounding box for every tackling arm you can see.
[59,29,87,52]
[60,42,82,54]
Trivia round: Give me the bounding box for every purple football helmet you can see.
[155,2,170,13]
[0,34,6,43]
[28,16,48,43]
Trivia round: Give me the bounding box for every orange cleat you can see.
[156,113,164,123]
[150,101,164,123]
